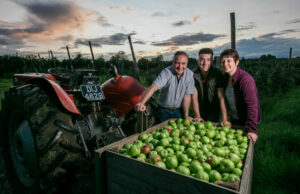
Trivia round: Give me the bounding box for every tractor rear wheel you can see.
[0,84,86,193]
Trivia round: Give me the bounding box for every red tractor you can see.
[0,65,158,193]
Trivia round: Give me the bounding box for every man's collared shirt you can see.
[153,65,194,108]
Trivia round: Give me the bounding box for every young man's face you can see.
[221,56,239,76]
[173,55,188,76]
[197,53,212,72]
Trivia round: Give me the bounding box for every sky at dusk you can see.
[0,0,299,60]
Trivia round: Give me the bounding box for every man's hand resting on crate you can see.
[136,103,146,112]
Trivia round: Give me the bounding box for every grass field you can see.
[0,76,12,108]
[0,76,299,193]
[252,86,300,194]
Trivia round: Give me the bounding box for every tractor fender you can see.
[29,78,80,115]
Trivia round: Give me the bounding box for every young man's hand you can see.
[193,117,204,122]
[248,132,258,144]
[185,116,194,122]
[220,120,232,128]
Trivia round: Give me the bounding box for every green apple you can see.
[207,130,216,139]
[195,122,205,130]
[227,174,240,181]
[166,148,174,156]
[188,142,197,149]
[189,160,204,173]
[221,126,229,133]
[195,171,209,181]
[232,168,243,177]
[202,162,212,173]
[236,160,243,169]
[139,134,148,141]
[123,143,132,150]
[119,148,128,155]
[183,118,191,127]
[201,136,210,144]
[136,157,145,162]
[209,170,222,182]
[172,144,180,152]
[158,149,168,158]
[172,137,181,145]
[219,159,235,173]
[227,153,241,165]
[155,161,166,168]
[185,148,197,159]
[166,156,178,169]
[178,153,189,163]
[181,137,190,146]
[128,145,140,157]
[206,155,221,167]
[188,125,196,132]
[155,146,164,152]
[176,118,183,124]
[214,147,226,157]
[176,165,191,176]
[136,153,146,160]
[196,155,207,163]
[205,121,214,129]
[197,129,207,137]
[160,138,169,147]
[150,154,162,164]
[222,173,230,182]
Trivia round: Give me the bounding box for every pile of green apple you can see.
[119,118,249,184]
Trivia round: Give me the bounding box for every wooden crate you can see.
[94,119,254,194]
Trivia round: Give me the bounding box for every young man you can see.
[192,48,230,126]
[136,51,194,122]
[220,49,261,143]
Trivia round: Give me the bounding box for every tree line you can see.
[0,53,299,98]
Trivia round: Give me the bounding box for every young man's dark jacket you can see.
[193,66,223,122]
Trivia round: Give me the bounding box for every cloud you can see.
[271,10,280,14]
[172,20,191,27]
[152,12,166,17]
[237,22,256,31]
[0,1,110,48]
[74,33,136,47]
[0,36,24,46]
[151,32,226,46]
[287,18,300,24]
[258,29,297,39]
[133,40,146,45]
[192,15,200,22]
[213,36,300,58]
[55,34,74,42]
[107,6,136,13]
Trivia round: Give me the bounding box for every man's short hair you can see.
[220,49,239,62]
[173,51,188,64]
[199,48,213,57]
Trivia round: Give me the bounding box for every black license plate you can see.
[80,85,105,101]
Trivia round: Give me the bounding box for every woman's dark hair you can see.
[220,49,239,62]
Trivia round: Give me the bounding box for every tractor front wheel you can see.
[0,84,86,193]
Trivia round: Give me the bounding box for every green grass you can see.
[0,76,13,108]
[252,86,300,194]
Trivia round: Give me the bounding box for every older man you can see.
[136,51,194,122]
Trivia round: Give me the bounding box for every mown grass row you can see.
[252,86,300,194]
